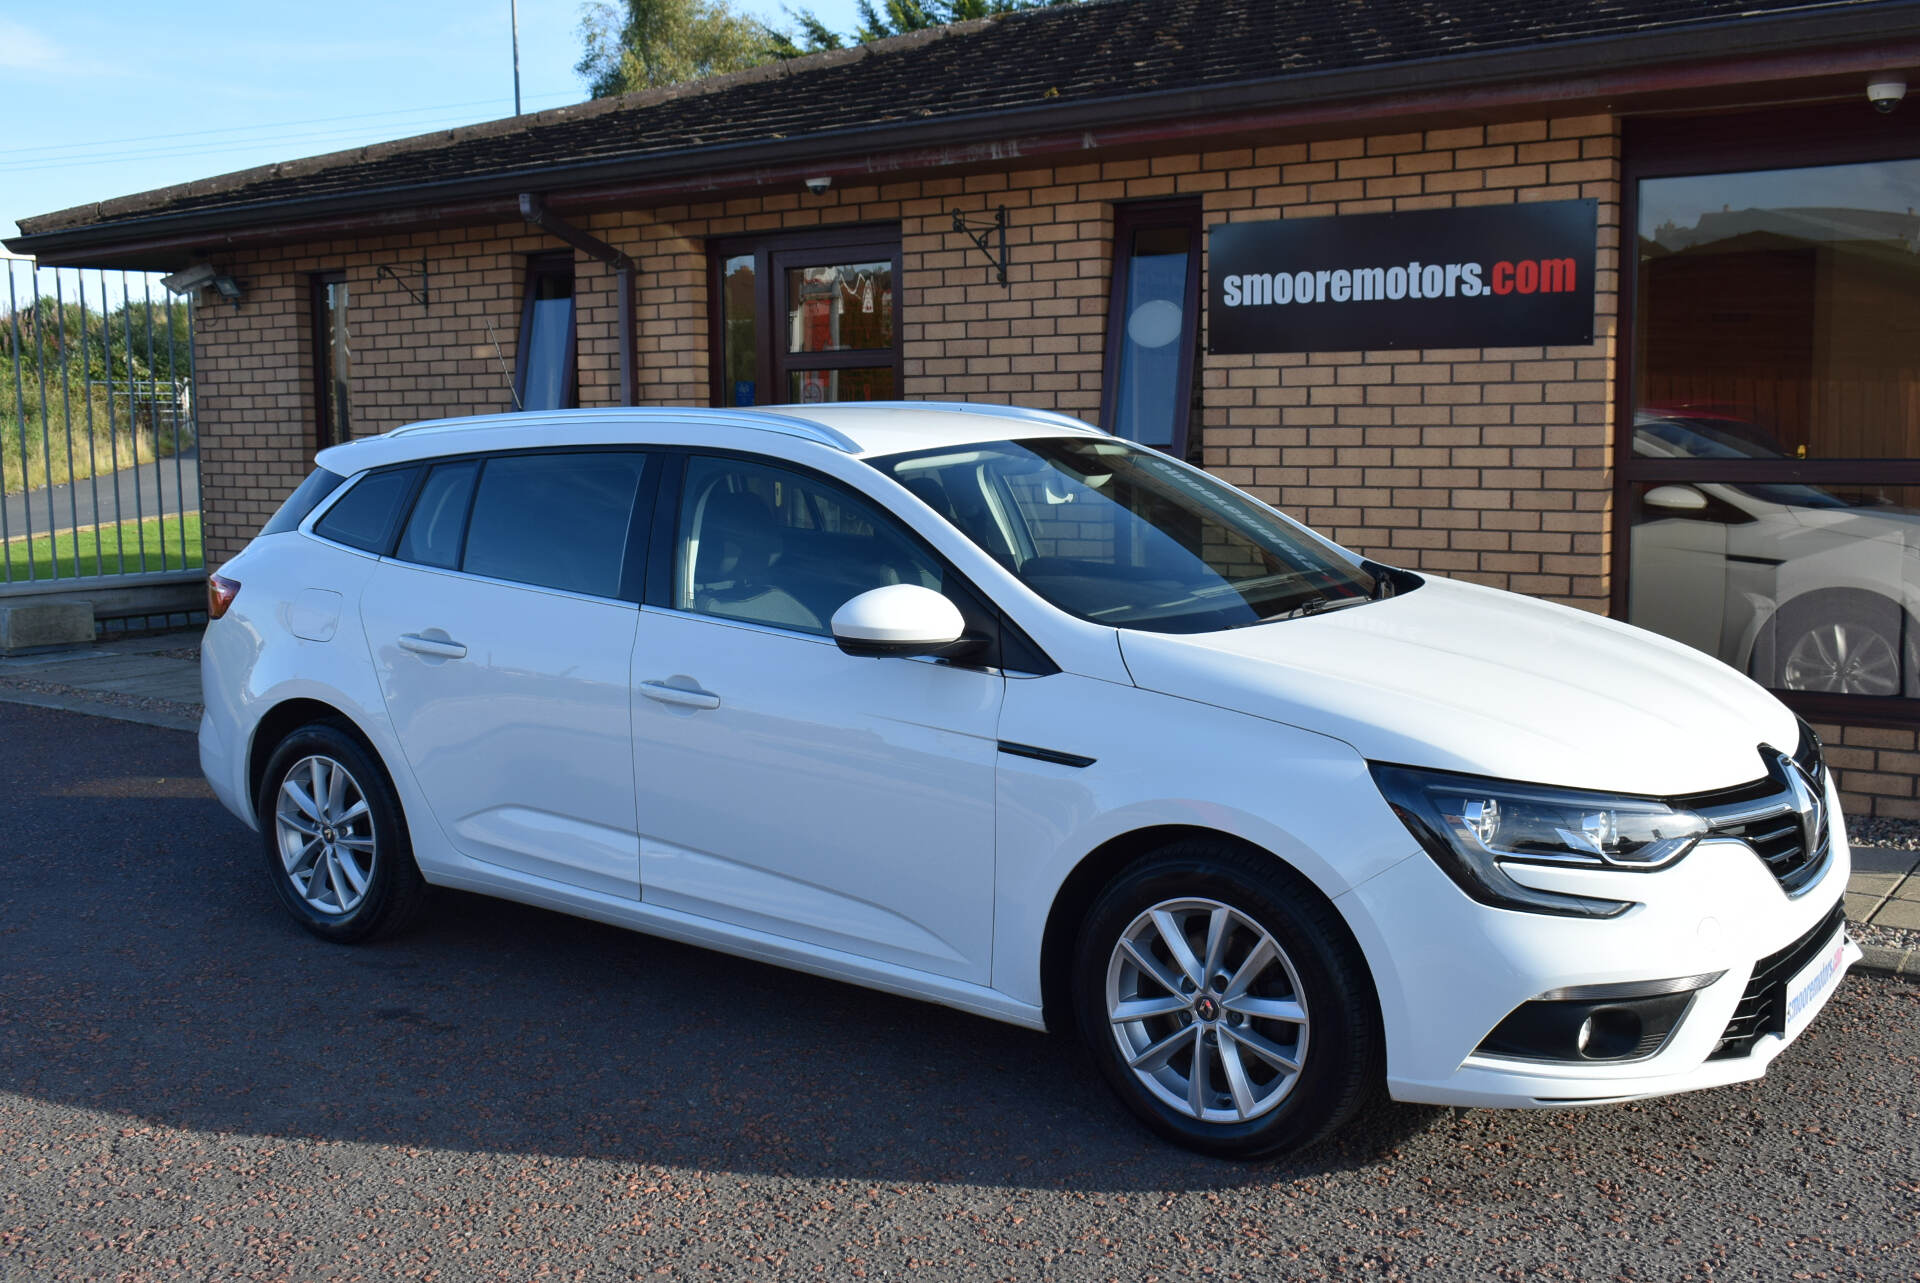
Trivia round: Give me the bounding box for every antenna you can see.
[511,0,523,115]
[483,313,522,410]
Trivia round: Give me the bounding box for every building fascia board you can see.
[11,3,1920,266]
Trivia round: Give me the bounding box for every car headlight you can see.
[1369,764,1710,918]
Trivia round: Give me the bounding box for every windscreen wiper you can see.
[1256,594,1374,624]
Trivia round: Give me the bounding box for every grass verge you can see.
[1,512,202,582]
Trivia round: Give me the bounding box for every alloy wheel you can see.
[1105,897,1310,1123]
[273,754,377,916]
[1783,621,1901,696]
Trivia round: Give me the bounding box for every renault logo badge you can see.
[1779,752,1823,855]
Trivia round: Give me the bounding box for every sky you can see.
[1,0,865,298]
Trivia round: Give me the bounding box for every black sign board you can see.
[1207,199,1597,354]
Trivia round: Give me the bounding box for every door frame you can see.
[707,223,904,408]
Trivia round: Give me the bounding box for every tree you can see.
[575,0,783,98]
[771,0,1080,56]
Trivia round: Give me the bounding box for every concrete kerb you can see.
[0,685,198,733]
[1859,942,1919,979]
[0,656,1914,981]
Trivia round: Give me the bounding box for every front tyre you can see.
[1073,840,1380,1158]
[257,722,424,943]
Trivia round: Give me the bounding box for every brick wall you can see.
[1811,722,1920,820]
[1198,116,1620,609]
[187,113,1918,814]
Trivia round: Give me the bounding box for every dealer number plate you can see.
[1783,926,1851,1045]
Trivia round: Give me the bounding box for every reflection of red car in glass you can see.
[1631,411,1920,697]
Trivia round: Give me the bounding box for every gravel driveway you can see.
[2,702,1916,1281]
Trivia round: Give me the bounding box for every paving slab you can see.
[1873,899,1920,931]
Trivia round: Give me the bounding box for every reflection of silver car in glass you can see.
[1632,414,1920,697]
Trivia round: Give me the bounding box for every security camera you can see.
[1869,77,1907,113]
[804,175,832,195]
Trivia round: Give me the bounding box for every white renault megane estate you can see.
[199,402,1859,1157]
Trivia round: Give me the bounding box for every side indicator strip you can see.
[998,740,1096,769]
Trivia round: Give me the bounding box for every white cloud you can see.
[0,19,108,77]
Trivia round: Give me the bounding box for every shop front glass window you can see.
[313,273,350,449]
[1109,226,1195,448]
[784,262,893,353]
[711,235,902,408]
[1103,203,1200,455]
[720,253,759,407]
[789,367,895,403]
[1629,157,1920,701]
[516,254,575,411]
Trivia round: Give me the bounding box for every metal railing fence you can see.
[1,255,201,586]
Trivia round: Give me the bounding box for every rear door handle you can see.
[398,633,468,660]
[639,680,721,710]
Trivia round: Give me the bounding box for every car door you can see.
[360,450,651,899]
[630,452,1003,983]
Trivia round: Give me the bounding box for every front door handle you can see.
[639,680,721,710]
[398,633,468,660]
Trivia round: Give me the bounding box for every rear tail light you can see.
[207,573,242,620]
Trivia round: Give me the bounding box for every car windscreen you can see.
[871,437,1379,633]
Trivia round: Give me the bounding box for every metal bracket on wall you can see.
[375,258,428,309]
[951,207,1009,287]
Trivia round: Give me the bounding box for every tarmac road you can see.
[1,701,1916,1281]
[1,446,198,546]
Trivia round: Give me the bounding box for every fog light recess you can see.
[1476,972,1723,1064]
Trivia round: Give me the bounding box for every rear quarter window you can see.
[311,468,420,554]
[258,468,346,538]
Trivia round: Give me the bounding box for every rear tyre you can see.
[1072,839,1380,1158]
[257,721,424,943]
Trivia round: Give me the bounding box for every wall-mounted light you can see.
[161,261,243,305]
[160,263,215,294]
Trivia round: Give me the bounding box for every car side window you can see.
[460,452,649,598]
[676,455,942,636]
[394,460,480,569]
[312,467,420,553]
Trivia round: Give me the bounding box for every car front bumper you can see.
[1342,779,1858,1109]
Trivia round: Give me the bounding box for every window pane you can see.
[395,460,480,570]
[1109,224,1193,447]
[313,467,417,553]
[1636,159,1920,459]
[677,455,940,635]
[518,261,574,412]
[318,278,351,447]
[788,366,895,404]
[720,253,759,407]
[462,453,647,597]
[1627,473,1920,698]
[260,468,345,538]
[785,261,893,352]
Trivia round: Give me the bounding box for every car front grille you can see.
[1707,899,1847,1061]
[1710,805,1830,894]
[1685,723,1833,897]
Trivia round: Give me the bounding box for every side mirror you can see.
[1644,484,1709,513]
[831,584,967,658]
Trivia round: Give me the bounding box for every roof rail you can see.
[797,400,1108,437]
[377,406,862,453]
